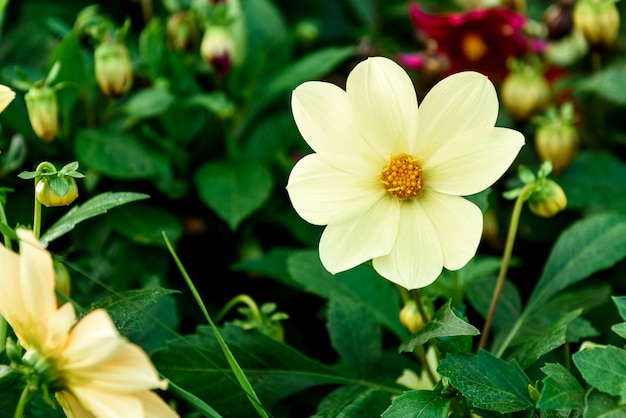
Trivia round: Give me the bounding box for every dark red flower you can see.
[408,4,538,79]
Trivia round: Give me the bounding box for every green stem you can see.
[415,344,437,386]
[32,193,42,240]
[478,185,532,351]
[14,383,32,418]
[412,289,429,326]
[0,195,12,250]
[214,294,262,324]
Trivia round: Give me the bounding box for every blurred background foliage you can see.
[1,0,626,416]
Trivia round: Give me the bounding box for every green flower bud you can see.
[167,11,199,52]
[501,60,552,121]
[534,109,579,174]
[200,26,236,76]
[574,0,620,51]
[528,179,567,217]
[35,176,79,207]
[24,85,59,142]
[399,300,432,334]
[54,260,71,301]
[95,42,133,97]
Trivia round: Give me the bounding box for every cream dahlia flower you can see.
[0,84,15,113]
[286,56,524,290]
[0,229,178,418]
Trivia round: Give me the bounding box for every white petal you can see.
[67,386,143,418]
[420,191,483,270]
[319,197,400,273]
[372,201,443,290]
[137,391,180,418]
[17,229,57,324]
[0,85,15,113]
[424,127,524,196]
[292,81,383,171]
[414,71,498,158]
[287,154,385,226]
[347,57,419,158]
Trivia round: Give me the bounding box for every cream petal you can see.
[318,197,400,273]
[413,71,498,158]
[0,242,26,334]
[56,391,96,418]
[70,344,166,393]
[42,303,75,354]
[136,391,180,418]
[68,386,144,418]
[346,57,419,158]
[420,191,483,270]
[424,127,524,196]
[292,81,382,170]
[372,201,443,290]
[17,229,57,324]
[286,154,385,226]
[0,85,15,113]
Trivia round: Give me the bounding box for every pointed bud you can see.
[573,0,620,51]
[534,104,579,174]
[200,26,236,76]
[35,177,79,207]
[54,260,71,302]
[167,11,200,52]
[95,42,133,97]
[24,85,59,142]
[501,60,551,121]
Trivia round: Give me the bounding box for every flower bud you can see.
[534,113,579,174]
[545,0,575,40]
[528,179,567,217]
[95,42,133,97]
[399,300,431,334]
[573,0,620,51]
[200,26,236,76]
[24,85,59,142]
[167,11,199,52]
[501,60,551,121]
[35,177,79,207]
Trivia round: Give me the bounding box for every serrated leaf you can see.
[151,324,354,417]
[381,389,451,418]
[314,386,392,418]
[537,363,585,410]
[40,191,150,246]
[194,160,273,230]
[437,350,533,413]
[508,310,581,369]
[573,345,626,398]
[286,250,406,339]
[400,299,480,353]
[327,292,381,378]
[525,213,626,315]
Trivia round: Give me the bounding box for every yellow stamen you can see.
[462,33,488,62]
[380,154,423,200]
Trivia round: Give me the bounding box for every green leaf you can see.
[559,151,626,213]
[611,323,626,339]
[151,324,355,417]
[40,192,150,246]
[399,299,480,353]
[525,213,626,314]
[507,310,581,369]
[468,275,521,331]
[577,65,626,105]
[122,88,176,119]
[327,292,382,378]
[286,250,406,339]
[83,288,179,350]
[184,92,236,118]
[537,363,585,410]
[314,386,392,418]
[612,296,626,321]
[106,202,183,248]
[75,129,172,180]
[139,18,164,80]
[584,390,626,418]
[573,345,626,399]
[381,390,451,418]
[194,160,273,230]
[437,350,533,413]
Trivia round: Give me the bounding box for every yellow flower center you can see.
[380,154,423,200]
[461,33,488,62]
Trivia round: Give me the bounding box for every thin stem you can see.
[32,192,42,240]
[214,294,262,324]
[412,289,429,326]
[14,383,32,418]
[478,185,532,351]
[416,344,437,386]
[0,196,12,250]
